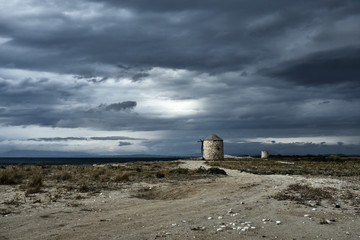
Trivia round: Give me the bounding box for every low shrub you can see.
[196,166,208,174]
[155,172,165,178]
[55,171,72,181]
[170,168,189,174]
[207,157,360,176]
[0,168,19,185]
[79,183,90,192]
[114,172,131,182]
[207,167,227,175]
[25,173,43,194]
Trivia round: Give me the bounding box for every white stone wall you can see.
[203,140,224,160]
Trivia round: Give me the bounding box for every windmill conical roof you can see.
[204,134,223,141]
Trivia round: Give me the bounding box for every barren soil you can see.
[1,160,360,240]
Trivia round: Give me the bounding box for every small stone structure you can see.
[261,151,269,159]
[202,134,224,161]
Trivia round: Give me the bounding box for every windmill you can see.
[202,134,224,161]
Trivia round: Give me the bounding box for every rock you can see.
[326,219,335,224]
[276,221,281,225]
[190,226,206,231]
[99,219,111,222]
[320,218,336,224]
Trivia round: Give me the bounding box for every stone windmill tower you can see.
[261,150,269,159]
[201,134,224,161]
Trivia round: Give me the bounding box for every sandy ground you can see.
[1,160,360,240]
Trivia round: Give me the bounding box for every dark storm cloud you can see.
[1,79,359,134]
[132,72,149,82]
[28,137,87,142]
[1,107,66,127]
[1,0,358,75]
[0,77,87,106]
[27,136,145,142]
[0,102,175,131]
[8,98,354,133]
[104,101,137,111]
[118,141,132,146]
[84,101,137,115]
[91,136,145,140]
[262,46,360,86]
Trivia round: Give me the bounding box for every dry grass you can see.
[273,183,335,205]
[0,161,223,197]
[207,156,360,176]
[0,166,23,184]
[25,172,43,194]
[273,183,360,209]
[132,184,201,200]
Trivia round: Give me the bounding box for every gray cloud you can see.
[118,141,132,146]
[261,46,360,87]
[26,136,145,142]
[0,77,87,106]
[104,101,137,111]
[1,0,357,75]
[83,101,137,114]
[132,72,149,82]
[90,136,145,140]
[28,137,88,142]
[0,104,175,131]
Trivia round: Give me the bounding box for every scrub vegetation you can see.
[207,155,360,176]
[0,161,225,195]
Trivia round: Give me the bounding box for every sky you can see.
[0,0,359,156]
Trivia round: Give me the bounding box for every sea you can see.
[0,157,184,165]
